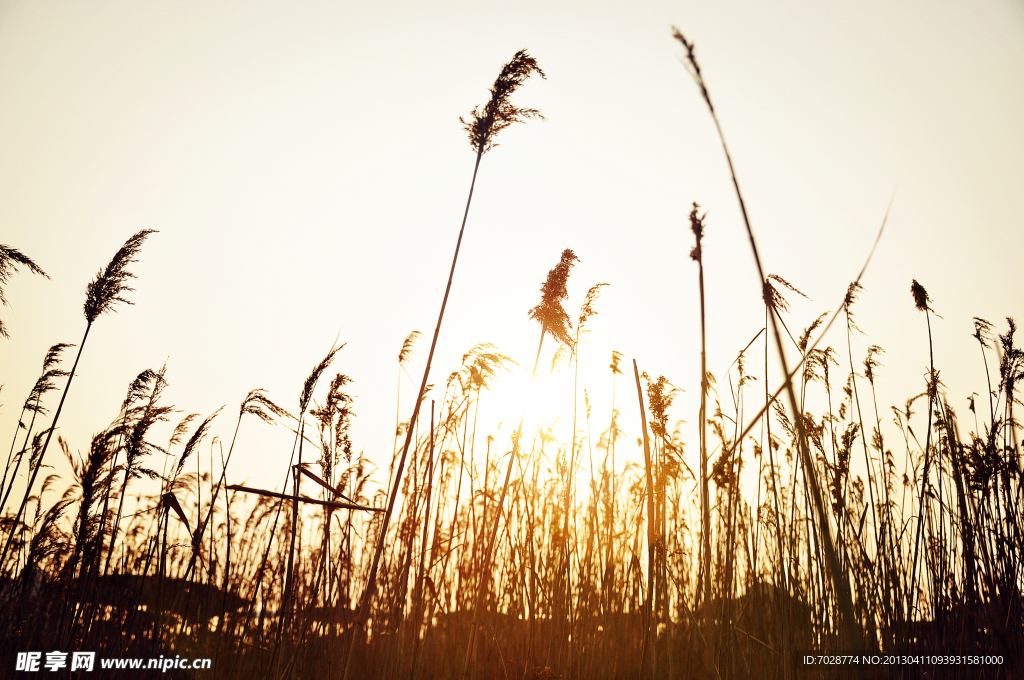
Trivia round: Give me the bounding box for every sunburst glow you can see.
[478,363,576,446]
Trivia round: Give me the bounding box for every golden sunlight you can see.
[479,364,576,445]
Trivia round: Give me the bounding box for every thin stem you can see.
[0,323,91,571]
[343,145,485,680]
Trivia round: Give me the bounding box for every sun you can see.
[475,365,576,446]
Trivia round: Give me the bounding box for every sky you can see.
[1,0,1022,508]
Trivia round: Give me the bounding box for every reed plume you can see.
[285,345,344,617]
[392,331,422,466]
[528,249,579,372]
[102,364,173,580]
[0,244,49,339]
[460,50,546,154]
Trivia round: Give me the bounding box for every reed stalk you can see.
[342,50,544,680]
[907,280,937,617]
[688,203,714,642]
[633,359,656,680]
[674,29,862,652]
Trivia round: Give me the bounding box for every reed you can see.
[343,49,544,680]
[907,280,937,617]
[0,344,73,517]
[0,229,156,575]
[673,28,862,653]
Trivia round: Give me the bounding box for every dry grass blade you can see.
[162,491,193,539]
[297,466,353,502]
[226,484,382,512]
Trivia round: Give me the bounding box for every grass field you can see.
[0,36,1021,680]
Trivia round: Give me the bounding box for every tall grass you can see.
[1,35,1021,680]
[0,230,156,575]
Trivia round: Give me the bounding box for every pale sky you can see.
[1,0,1022,503]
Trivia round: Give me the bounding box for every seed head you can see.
[689,203,705,262]
[528,249,579,350]
[300,345,345,414]
[398,330,422,366]
[84,230,156,324]
[910,279,930,312]
[609,350,623,376]
[973,318,993,347]
[576,282,610,340]
[461,50,546,154]
[763,273,808,314]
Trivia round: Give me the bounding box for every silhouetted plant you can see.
[674,27,861,652]
[343,51,545,680]
[529,249,579,372]
[0,229,156,573]
[0,244,49,339]
[908,279,939,610]
[1,344,73,514]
